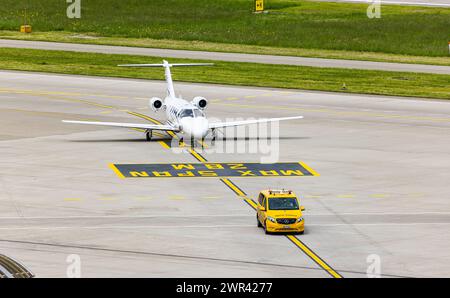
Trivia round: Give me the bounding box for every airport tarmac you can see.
[0,70,449,277]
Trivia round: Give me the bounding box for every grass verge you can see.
[0,48,448,99]
[0,0,449,57]
[2,31,450,67]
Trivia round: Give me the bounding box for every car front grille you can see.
[276,218,296,224]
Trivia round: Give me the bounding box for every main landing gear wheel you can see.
[211,128,216,142]
[145,130,152,141]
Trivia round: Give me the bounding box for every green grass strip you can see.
[0,0,449,57]
[0,48,448,99]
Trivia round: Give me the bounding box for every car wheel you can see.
[257,216,262,227]
[296,230,304,235]
[264,220,271,235]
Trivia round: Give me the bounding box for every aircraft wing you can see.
[62,120,179,132]
[208,116,304,129]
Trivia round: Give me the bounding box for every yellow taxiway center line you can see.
[370,194,389,198]
[244,198,258,210]
[286,235,343,278]
[64,198,82,202]
[159,141,171,149]
[220,178,245,197]
[337,194,355,199]
[188,148,207,162]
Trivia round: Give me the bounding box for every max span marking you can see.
[110,162,318,178]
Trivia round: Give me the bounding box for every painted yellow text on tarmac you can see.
[113,162,318,178]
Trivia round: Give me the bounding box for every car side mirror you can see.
[259,206,266,212]
[300,206,305,211]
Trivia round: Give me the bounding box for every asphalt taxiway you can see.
[0,70,449,277]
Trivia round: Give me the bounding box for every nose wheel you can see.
[145,130,152,141]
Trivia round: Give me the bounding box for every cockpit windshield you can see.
[179,109,194,118]
[179,109,204,118]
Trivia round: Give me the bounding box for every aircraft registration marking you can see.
[110,162,319,178]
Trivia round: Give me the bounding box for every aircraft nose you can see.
[193,117,209,138]
[180,117,208,138]
[190,117,209,138]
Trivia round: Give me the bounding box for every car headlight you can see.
[296,217,304,223]
[267,216,276,223]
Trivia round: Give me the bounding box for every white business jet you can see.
[63,60,303,141]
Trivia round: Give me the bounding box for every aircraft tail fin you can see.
[118,60,213,98]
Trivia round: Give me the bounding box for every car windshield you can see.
[179,109,194,118]
[268,198,299,210]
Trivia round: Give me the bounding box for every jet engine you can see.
[149,97,164,112]
[191,96,208,110]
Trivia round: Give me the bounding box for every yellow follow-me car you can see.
[256,189,305,234]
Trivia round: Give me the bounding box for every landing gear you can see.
[201,138,206,149]
[179,137,184,147]
[211,128,216,142]
[145,130,152,141]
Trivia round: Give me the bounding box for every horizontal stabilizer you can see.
[118,63,214,67]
